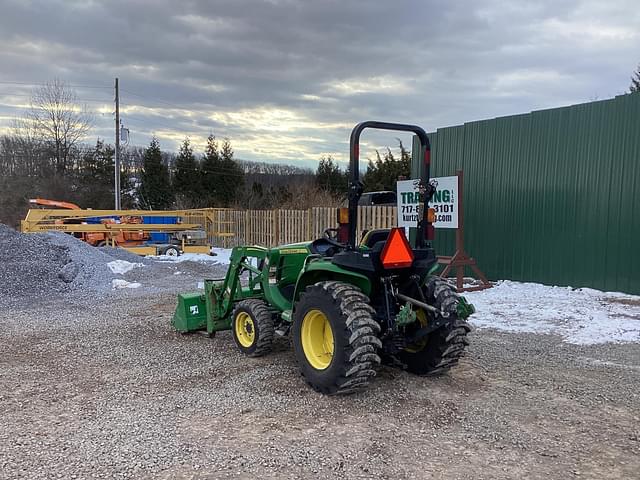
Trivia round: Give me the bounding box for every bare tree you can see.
[23,79,93,172]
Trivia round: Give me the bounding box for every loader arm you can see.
[215,246,269,320]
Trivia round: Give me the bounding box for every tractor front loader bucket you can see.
[172,279,233,334]
[172,292,208,332]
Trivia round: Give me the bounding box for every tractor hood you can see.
[273,242,312,255]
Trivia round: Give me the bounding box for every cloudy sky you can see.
[0,0,637,167]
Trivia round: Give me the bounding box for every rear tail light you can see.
[427,207,436,223]
[337,207,349,225]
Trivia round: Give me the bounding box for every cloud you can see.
[0,0,638,167]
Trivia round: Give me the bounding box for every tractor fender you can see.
[293,261,372,304]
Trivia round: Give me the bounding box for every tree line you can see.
[138,134,243,210]
[0,81,415,228]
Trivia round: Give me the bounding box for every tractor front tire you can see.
[232,299,274,357]
[397,277,471,376]
[292,281,381,395]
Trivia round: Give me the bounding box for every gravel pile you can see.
[0,224,115,303]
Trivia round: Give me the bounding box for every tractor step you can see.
[275,323,291,337]
[275,310,293,336]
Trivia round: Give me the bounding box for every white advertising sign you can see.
[396,176,459,230]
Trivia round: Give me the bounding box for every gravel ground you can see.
[1,251,639,479]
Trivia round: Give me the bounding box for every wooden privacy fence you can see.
[201,206,398,248]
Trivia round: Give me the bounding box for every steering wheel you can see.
[323,228,346,248]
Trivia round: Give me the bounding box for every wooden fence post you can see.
[244,210,250,245]
[274,209,280,246]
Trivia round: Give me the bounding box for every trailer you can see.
[20,206,213,256]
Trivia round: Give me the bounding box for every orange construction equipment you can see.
[29,198,81,210]
[21,202,214,255]
[27,198,150,247]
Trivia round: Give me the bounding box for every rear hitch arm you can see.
[395,292,448,318]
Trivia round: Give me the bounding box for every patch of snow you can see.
[145,248,233,265]
[465,280,640,345]
[112,279,142,289]
[211,248,232,265]
[146,252,222,263]
[173,271,182,275]
[107,260,144,275]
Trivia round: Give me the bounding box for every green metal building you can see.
[412,93,640,294]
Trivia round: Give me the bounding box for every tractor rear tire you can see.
[397,277,471,376]
[231,299,275,357]
[292,281,381,395]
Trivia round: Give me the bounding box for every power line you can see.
[0,88,193,112]
[0,92,113,103]
[0,102,112,116]
[0,80,206,112]
[0,80,111,89]
[0,82,215,142]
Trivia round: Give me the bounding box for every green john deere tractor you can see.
[173,121,475,395]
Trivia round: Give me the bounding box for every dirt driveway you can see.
[1,268,639,479]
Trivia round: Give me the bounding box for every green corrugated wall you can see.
[412,93,640,294]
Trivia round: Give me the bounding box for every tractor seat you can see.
[361,229,391,248]
[309,238,338,256]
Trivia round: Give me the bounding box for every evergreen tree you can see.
[173,137,201,206]
[217,138,244,206]
[316,156,347,194]
[138,137,173,209]
[631,64,640,93]
[201,134,221,206]
[362,140,411,191]
[200,135,243,207]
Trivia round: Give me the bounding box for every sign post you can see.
[437,170,491,292]
[396,169,491,292]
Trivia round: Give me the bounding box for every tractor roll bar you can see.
[348,121,431,249]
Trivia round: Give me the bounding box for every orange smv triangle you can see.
[380,228,414,269]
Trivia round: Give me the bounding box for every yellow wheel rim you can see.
[235,312,255,348]
[404,309,429,353]
[301,309,334,370]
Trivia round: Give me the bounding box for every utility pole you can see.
[114,77,121,210]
